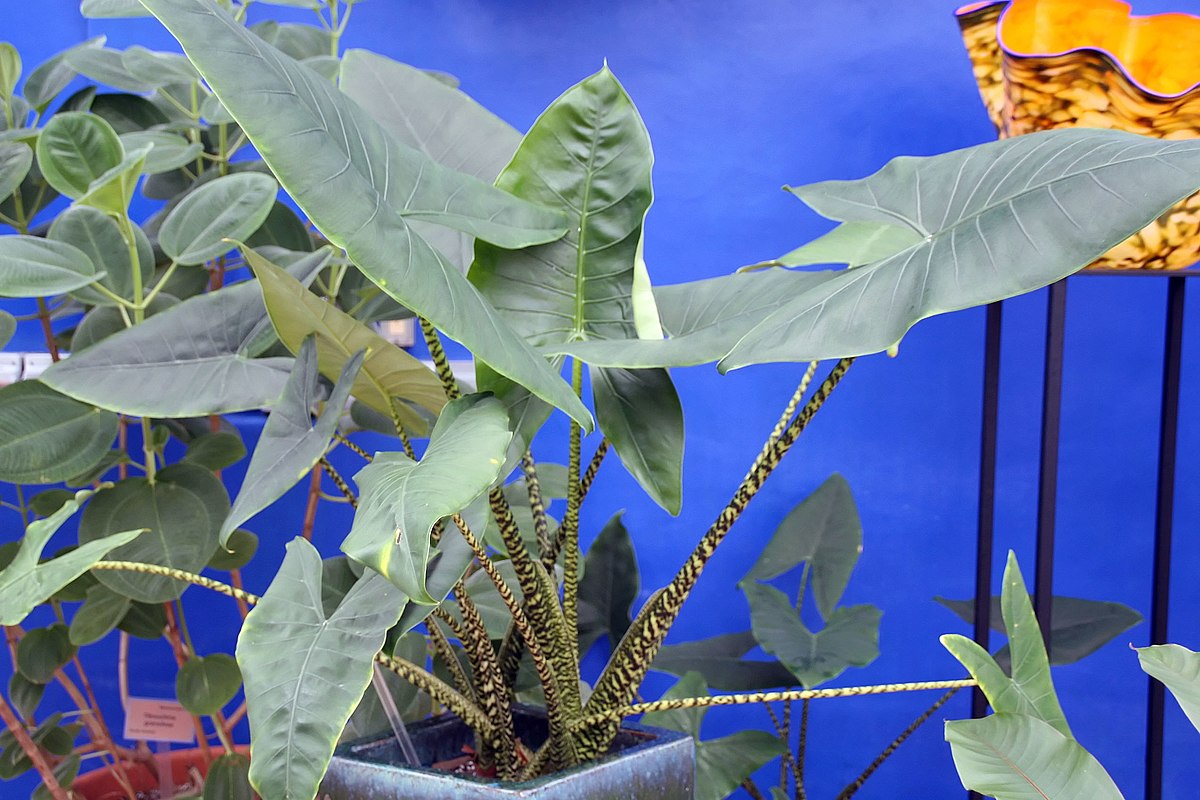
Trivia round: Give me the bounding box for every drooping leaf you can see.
[16,624,76,683]
[742,581,880,689]
[35,111,123,199]
[42,250,332,416]
[1137,643,1200,734]
[247,248,444,431]
[0,381,119,484]
[392,514,477,634]
[79,463,227,603]
[936,594,1143,667]
[940,553,1071,737]
[176,653,242,715]
[237,538,404,800]
[743,474,862,620]
[553,130,1200,371]
[578,513,639,651]
[220,336,363,544]
[140,0,590,430]
[159,173,278,265]
[49,206,153,307]
[342,395,512,602]
[203,752,253,800]
[68,583,131,646]
[8,672,44,719]
[0,237,101,298]
[651,631,797,691]
[117,601,166,639]
[208,529,258,571]
[339,49,523,272]
[65,46,156,93]
[184,431,247,472]
[0,141,31,199]
[946,713,1124,800]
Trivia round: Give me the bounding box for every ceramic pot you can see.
[319,708,694,799]
[957,0,1200,269]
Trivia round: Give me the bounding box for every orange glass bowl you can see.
[957,0,1200,270]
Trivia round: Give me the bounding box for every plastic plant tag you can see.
[123,697,195,743]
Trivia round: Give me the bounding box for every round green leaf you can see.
[184,431,247,471]
[176,653,241,716]
[159,173,278,265]
[0,236,99,298]
[0,380,119,484]
[29,489,74,518]
[16,624,76,684]
[119,130,203,174]
[35,111,123,199]
[0,309,13,349]
[0,141,32,199]
[8,672,45,718]
[117,601,166,639]
[50,206,154,307]
[207,529,258,571]
[79,463,228,603]
[69,584,132,646]
[204,752,253,800]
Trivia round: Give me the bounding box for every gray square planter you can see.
[319,708,695,799]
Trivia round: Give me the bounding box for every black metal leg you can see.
[1145,276,1186,800]
[1033,280,1067,644]
[973,301,1002,718]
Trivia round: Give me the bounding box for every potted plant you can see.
[3,0,1200,798]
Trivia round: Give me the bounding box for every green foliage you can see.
[0,381,119,484]
[176,653,242,716]
[1137,644,1200,734]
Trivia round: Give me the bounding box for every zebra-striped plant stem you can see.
[419,316,462,401]
[519,453,554,568]
[452,576,516,777]
[561,358,585,674]
[576,358,854,759]
[427,610,476,702]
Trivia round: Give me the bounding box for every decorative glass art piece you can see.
[957,0,1200,269]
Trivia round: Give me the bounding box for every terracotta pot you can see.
[70,746,250,800]
[320,708,694,799]
[956,0,1200,270]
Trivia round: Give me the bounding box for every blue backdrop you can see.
[5,1,1200,798]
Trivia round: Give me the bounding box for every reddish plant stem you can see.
[118,417,129,480]
[69,653,139,795]
[162,603,213,762]
[301,465,322,541]
[0,695,69,800]
[35,297,59,361]
[229,569,250,620]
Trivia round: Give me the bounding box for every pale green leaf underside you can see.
[139,0,591,430]
[1137,643,1200,734]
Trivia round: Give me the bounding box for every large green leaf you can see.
[24,39,101,112]
[247,248,445,431]
[80,0,153,18]
[68,584,131,646]
[937,594,1143,668]
[0,488,142,626]
[946,714,1124,800]
[0,237,101,298]
[651,631,797,691]
[1137,644,1200,734]
[757,220,924,270]
[0,380,119,484]
[940,553,1071,737]
[41,250,331,416]
[342,395,512,602]
[742,581,879,689]
[140,0,590,430]
[470,66,677,501]
[743,473,861,620]
[65,46,156,93]
[578,513,639,652]
[339,50,522,272]
[79,463,227,603]
[642,672,786,800]
[35,112,123,199]
[49,206,153,307]
[0,141,31,199]
[159,173,278,265]
[553,130,1200,370]
[221,336,363,544]
[237,537,404,800]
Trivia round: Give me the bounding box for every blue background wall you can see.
[5,1,1200,797]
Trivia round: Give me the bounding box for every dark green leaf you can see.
[237,537,405,800]
[244,201,313,252]
[0,236,101,298]
[743,582,879,689]
[0,381,118,484]
[744,473,861,620]
[50,206,153,307]
[221,335,363,543]
[343,395,512,602]
[64,449,131,488]
[651,631,797,691]
[65,47,155,93]
[117,600,166,639]
[69,583,132,646]
[160,173,278,265]
[89,92,172,134]
[203,752,253,800]
[208,529,258,571]
[24,39,102,111]
[0,309,12,349]
[31,754,79,800]
[641,670,706,738]
[696,731,788,800]
[184,432,247,471]
[946,713,1123,800]
[35,111,123,199]
[0,141,31,199]
[176,653,241,715]
[17,624,76,683]
[8,672,44,718]
[578,513,639,651]
[79,463,228,603]
[141,0,590,430]
[28,490,74,518]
